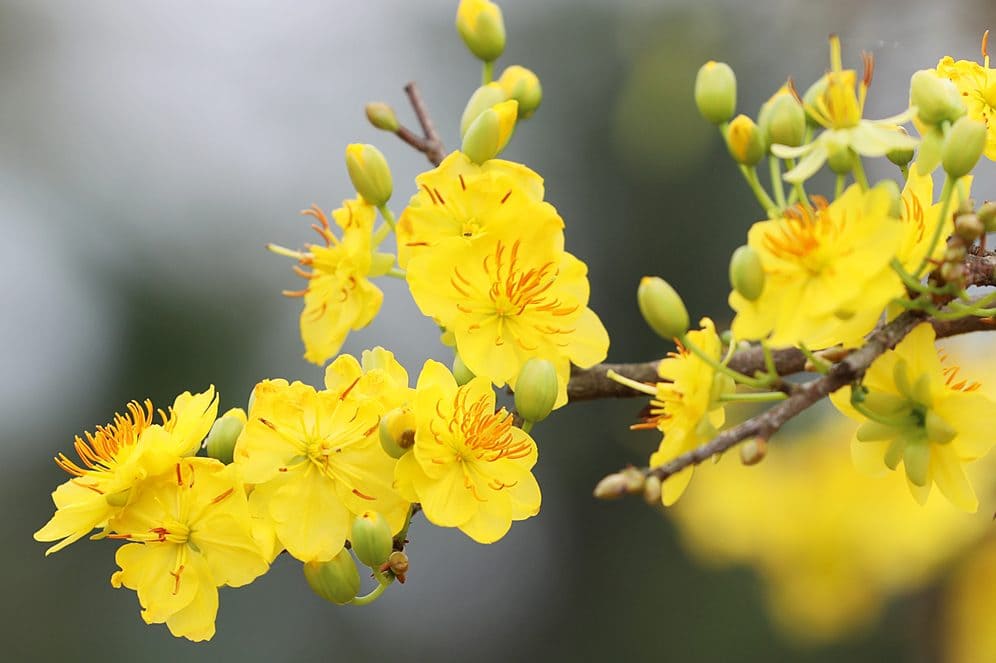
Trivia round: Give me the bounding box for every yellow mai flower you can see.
[406,227,609,408]
[896,170,971,272]
[269,198,393,365]
[323,345,413,413]
[831,324,996,511]
[772,36,917,182]
[395,151,558,268]
[109,458,268,642]
[642,318,731,505]
[34,388,217,555]
[730,184,904,349]
[234,377,408,562]
[394,360,540,543]
[935,35,996,160]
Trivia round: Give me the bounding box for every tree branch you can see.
[392,82,446,166]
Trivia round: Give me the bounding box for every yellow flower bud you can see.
[460,82,507,138]
[739,438,768,466]
[365,102,399,132]
[452,352,475,386]
[514,358,558,423]
[379,407,415,459]
[729,245,765,301]
[456,0,505,63]
[344,143,392,207]
[887,126,915,167]
[461,99,518,164]
[497,65,542,119]
[942,117,987,179]
[726,114,764,166]
[759,92,806,148]
[694,61,737,125]
[637,276,689,340]
[351,511,394,568]
[910,69,966,126]
[303,551,361,605]
[204,407,246,464]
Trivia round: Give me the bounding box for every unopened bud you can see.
[497,65,542,119]
[452,352,475,386]
[694,61,737,125]
[460,83,507,137]
[942,117,987,179]
[739,438,768,465]
[825,135,855,174]
[303,551,361,605]
[365,102,399,132]
[642,475,662,505]
[456,0,505,62]
[593,467,645,500]
[979,201,996,232]
[351,511,394,568]
[461,99,518,164]
[940,261,965,285]
[204,408,246,464]
[345,144,392,206]
[387,550,409,583]
[637,276,689,340]
[944,244,967,264]
[726,114,764,166]
[514,358,558,423]
[910,70,966,126]
[759,92,806,148]
[954,213,984,242]
[887,126,916,167]
[729,245,765,301]
[379,408,415,459]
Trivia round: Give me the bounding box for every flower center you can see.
[454,392,532,464]
[55,400,157,479]
[761,201,840,273]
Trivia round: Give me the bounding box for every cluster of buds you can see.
[909,70,987,177]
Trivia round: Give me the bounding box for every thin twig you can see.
[402,82,446,166]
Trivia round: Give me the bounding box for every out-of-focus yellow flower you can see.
[831,324,996,512]
[944,536,996,663]
[730,184,904,349]
[394,360,540,543]
[934,34,996,161]
[34,388,218,555]
[406,227,609,409]
[395,151,554,268]
[269,199,393,365]
[646,318,731,505]
[109,458,268,642]
[234,377,408,562]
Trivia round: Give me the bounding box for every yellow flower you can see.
[109,458,268,642]
[394,360,540,543]
[831,324,996,511]
[34,388,218,555]
[896,170,971,271]
[935,35,996,161]
[395,151,556,268]
[772,36,917,182]
[269,198,393,365]
[406,227,609,408]
[645,318,731,505]
[323,345,413,413]
[730,184,904,349]
[234,377,408,562]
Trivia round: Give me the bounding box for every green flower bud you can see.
[759,93,806,148]
[729,245,765,301]
[461,99,518,164]
[351,511,394,568]
[204,408,246,464]
[739,438,768,466]
[978,201,996,232]
[456,0,505,62]
[942,117,987,179]
[725,114,764,166]
[365,102,399,132]
[345,144,392,206]
[379,407,415,459]
[910,70,966,126]
[694,61,737,125]
[452,352,475,386]
[825,136,855,174]
[887,126,916,167]
[303,551,361,605]
[460,83,507,138]
[637,276,689,340]
[514,358,558,423]
[497,65,542,119]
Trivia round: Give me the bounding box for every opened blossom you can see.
[934,34,996,161]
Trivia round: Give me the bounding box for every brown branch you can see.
[393,82,446,166]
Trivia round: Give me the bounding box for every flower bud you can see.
[978,201,996,232]
[729,245,765,301]
[954,213,984,242]
[637,276,689,340]
[910,70,966,126]
[942,117,987,179]
[303,551,361,605]
[204,408,246,464]
[460,83,507,138]
[759,92,806,148]
[887,127,916,167]
[642,475,662,506]
[497,65,542,119]
[345,144,392,207]
[694,61,737,125]
[351,511,394,568]
[514,358,558,423]
[739,438,768,466]
[726,114,764,166]
[825,135,855,174]
[593,467,646,500]
[452,352,475,386]
[461,99,518,164]
[456,0,505,62]
[365,102,399,132]
[387,550,409,583]
[379,407,415,459]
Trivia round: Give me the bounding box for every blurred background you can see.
[5,0,996,660]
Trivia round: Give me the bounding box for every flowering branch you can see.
[392,82,447,166]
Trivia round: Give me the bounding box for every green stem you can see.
[394,505,417,548]
[760,340,778,380]
[350,571,391,606]
[851,399,915,428]
[835,174,845,199]
[482,61,495,85]
[739,165,779,217]
[717,391,788,403]
[521,420,534,434]
[914,178,954,279]
[889,258,948,295]
[378,204,397,232]
[385,267,407,279]
[852,157,869,190]
[372,223,391,246]
[798,343,831,375]
[768,156,786,210]
[679,334,773,390]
